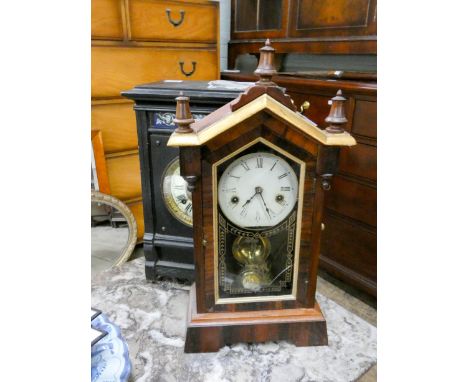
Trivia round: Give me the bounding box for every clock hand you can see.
[241,187,261,208]
[258,190,272,219]
[241,193,256,208]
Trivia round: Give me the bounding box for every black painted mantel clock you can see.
[122,81,246,281]
[168,40,356,353]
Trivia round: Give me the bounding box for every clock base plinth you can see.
[184,285,328,353]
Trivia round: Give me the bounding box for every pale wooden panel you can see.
[106,153,142,200]
[127,200,144,240]
[92,0,124,39]
[91,101,138,153]
[91,46,218,98]
[129,0,217,42]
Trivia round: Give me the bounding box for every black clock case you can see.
[122,81,245,281]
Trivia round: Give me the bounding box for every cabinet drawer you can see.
[321,213,376,283]
[106,153,142,200]
[92,0,124,40]
[352,100,377,139]
[91,101,138,153]
[326,176,376,227]
[338,143,376,182]
[92,46,218,98]
[129,0,218,43]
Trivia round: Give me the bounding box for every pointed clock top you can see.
[261,38,274,51]
[174,91,194,134]
[230,40,297,112]
[325,89,348,134]
[254,39,277,86]
[332,89,345,101]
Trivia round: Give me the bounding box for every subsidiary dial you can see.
[162,158,193,226]
[218,152,299,228]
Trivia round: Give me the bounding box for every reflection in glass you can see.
[216,141,302,301]
[91,201,129,277]
[218,211,297,299]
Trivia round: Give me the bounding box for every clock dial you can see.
[218,152,298,228]
[162,158,193,226]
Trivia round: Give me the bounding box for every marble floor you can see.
[315,275,376,382]
[92,247,377,382]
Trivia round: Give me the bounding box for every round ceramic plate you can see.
[91,314,131,382]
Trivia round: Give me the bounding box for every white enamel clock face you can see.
[218,152,299,228]
[162,158,193,226]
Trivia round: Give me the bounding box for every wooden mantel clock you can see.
[168,40,356,353]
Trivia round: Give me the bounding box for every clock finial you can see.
[254,39,277,86]
[325,90,348,134]
[174,91,195,134]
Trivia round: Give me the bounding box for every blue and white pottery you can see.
[91,313,131,382]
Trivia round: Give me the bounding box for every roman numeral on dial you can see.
[278,172,289,179]
[256,157,263,168]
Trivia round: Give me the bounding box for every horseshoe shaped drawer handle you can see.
[179,61,197,77]
[166,9,185,27]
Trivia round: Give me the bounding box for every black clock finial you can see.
[254,39,277,87]
[174,91,194,134]
[325,90,348,134]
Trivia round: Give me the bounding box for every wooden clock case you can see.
[168,41,356,353]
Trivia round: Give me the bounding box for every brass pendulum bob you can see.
[232,236,271,291]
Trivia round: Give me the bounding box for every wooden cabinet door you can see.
[231,0,290,39]
[288,0,377,39]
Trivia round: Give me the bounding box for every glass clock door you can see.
[214,139,305,303]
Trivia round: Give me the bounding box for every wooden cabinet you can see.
[226,2,377,296]
[229,0,376,65]
[222,72,377,297]
[91,0,220,241]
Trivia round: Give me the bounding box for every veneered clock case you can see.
[168,40,356,352]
